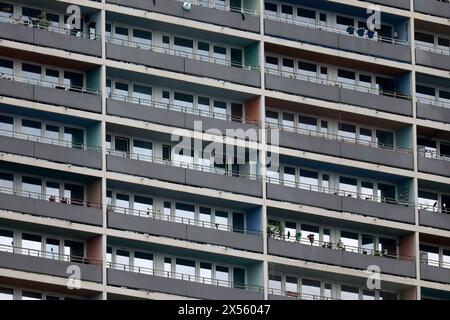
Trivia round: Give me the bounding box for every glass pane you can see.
[216,266,229,287]
[22,176,42,199]
[21,119,41,141]
[175,203,195,223]
[134,251,153,274]
[301,279,321,299]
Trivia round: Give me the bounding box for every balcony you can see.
[107,263,264,300]
[106,93,258,137]
[264,16,410,63]
[266,124,413,170]
[415,44,450,71]
[106,150,263,198]
[105,0,260,33]
[416,96,450,124]
[267,237,415,278]
[0,129,101,169]
[363,0,410,10]
[0,16,101,57]
[0,74,101,113]
[414,0,450,19]
[0,244,102,283]
[264,70,412,116]
[266,179,415,224]
[417,151,450,177]
[268,288,335,300]
[420,259,450,284]
[107,206,263,252]
[105,37,261,87]
[419,206,450,231]
[0,186,102,226]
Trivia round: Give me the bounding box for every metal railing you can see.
[106,149,262,181]
[107,261,264,292]
[0,14,100,40]
[417,95,450,110]
[418,149,450,162]
[264,66,411,100]
[0,243,101,265]
[418,202,450,215]
[420,254,450,269]
[175,0,259,15]
[268,287,337,300]
[0,185,102,209]
[415,42,450,56]
[265,121,412,153]
[107,92,258,125]
[106,35,259,71]
[107,204,261,235]
[0,128,101,152]
[263,13,408,46]
[265,176,412,207]
[0,72,100,95]
[269,233,413,261]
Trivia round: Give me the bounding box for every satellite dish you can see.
[182,2,192,11]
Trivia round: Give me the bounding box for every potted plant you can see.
[357,28,365,37]
[307,233,315,245]
[367,30,375,39]
[346,25,355,35]
[34,12,51,30]
[295,231,301,242]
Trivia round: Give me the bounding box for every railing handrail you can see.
[418,149,450,161]
[0,243,101,265]
[0,128,101,152]
[107,204,262,235]
[0,14,100,40]
[107,92,259,125]
[415,42,450,56]
[265,176,413,206]
[175,0,259,16]
[106,148,262,180]
[419,252,450,269]
[264,66,411,100]
[268,234,414,261]
[105,35,260,71]
[265,121,412,153]
[263,12,408,46]
[107,261,264,291]
[0,185,102,209]
[267,287,338,300]
[0,72,100,95]
[418,202,450,215]
[416,95,450,110]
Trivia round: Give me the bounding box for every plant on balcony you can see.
[32,13,51,30]
[357,28,365,37]
[307,233,315,245]
[346,26,355,35]
[367,30,375,39]
[295,231,301,242]
[267,221,284,240]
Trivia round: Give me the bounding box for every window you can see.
[378,237,396,257]
[301,224,319,246]
[46,182,60,202]
[337,16,354,31]
[340,230,358,252]
[339,176,357,196]
[284,221,296,241]
[64,127,83,148]
[21,291,42,301]
[64,240,84,263]
[0,115,13,137]
[132,84,152,105]
[0,58,13,76]
[213,46,227,65]
[301,279,321,299]
[200,262,212,284]
[175,203,195,222]
[63,71,83,89]
[362,235,375,254]
[338,123,356,141]
[379,292,396,300]
[21,119,41,141]
[199,207,211,227]
[0,287,13,300]
[298,61,317,81]
[176,258,195,279]
[22,63,42,85]
[281,58,294,76]
[132,29,151,49]
[377,183,396,203]
[338,69,356,90]
[0,229,13,248]
[282,113,294,130]
[114,26,129,42]
[0,3,13,21]
[115,193,129,211]
[362,290,375,300]
[134,251,153,274]
[45,69,59,86]
[22,233,42,256]
[283,166,296,187]
[360,181,374,200]
[266,110,279,127]
[359,128,372,145]
[265,56,279,74]
[115,249,130,269]
[281,4,293,20]
[215,210,228,231]
[340,285,359,300]
[197,96,210,116]
[174,37,194,58]
[298,115,317,132]
[264,2,278,19]
[22,176,42,199]
[216,266,229,287]
[285,276,298,296]
[174,92,194,113]
[376,130,394,149]
[269,274,282,293]
[64,184,84,204]
[0,172,13,193]
[299,169,318,190]
[418,190,438,211]
[297,8,315,24]
[132,140,152,161]
[213,100,227,120]
[45,238,60,259]
[45,124,59,142]
[133,195,153,215]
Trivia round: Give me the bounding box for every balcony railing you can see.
[264,13,408,46]
[418,202,450,215]
[106,35,259,71]
[420,254,450,269]
[265,121,412,153]
[268,287,337,300]
[0,72,100,95]
[107,204,261,235]
[266,176,412,207]
[175,0,259,15]
[0,185,102,209]
[106,149,262,181]
[269,233,413,261]
[107,261,263,292]
[265,66,411,100]
[417,95,450,110]
[419,149,450,162]
[108,92,258,125]
[0,128,101,152]
[415,42,450,56]
[0,243,101,265]
[0,14,100,40]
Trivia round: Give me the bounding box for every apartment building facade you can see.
[0,0,449,300]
